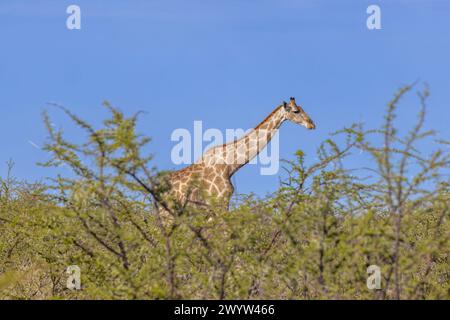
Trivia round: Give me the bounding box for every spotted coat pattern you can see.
[166,97,315,209]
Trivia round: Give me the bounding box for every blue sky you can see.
[1,0,449,196]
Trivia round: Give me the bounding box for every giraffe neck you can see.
[198,105,286,177]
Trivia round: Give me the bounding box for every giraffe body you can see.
[168,163,234,208]
[165,98,315,209]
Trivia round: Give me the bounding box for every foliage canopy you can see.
[0,86,448,299]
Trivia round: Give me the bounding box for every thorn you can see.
[28,140,40,149]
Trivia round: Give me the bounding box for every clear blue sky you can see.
[1,0,449,196]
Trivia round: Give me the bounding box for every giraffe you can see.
[164,97,315,210]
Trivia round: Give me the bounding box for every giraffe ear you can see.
[283,101,290,111]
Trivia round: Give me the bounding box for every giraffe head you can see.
[282,97,316,130]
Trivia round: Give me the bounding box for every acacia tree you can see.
[0,85,448,299]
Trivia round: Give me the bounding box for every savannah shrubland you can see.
[0,85,448,299]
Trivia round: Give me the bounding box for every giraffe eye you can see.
[292,109,300,114]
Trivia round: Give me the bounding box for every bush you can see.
[0,86,448,299]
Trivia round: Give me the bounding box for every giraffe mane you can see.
[254,105,283,130]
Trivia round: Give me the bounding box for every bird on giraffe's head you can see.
[282,97,316,130]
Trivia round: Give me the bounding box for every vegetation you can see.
[0,85,448,299]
